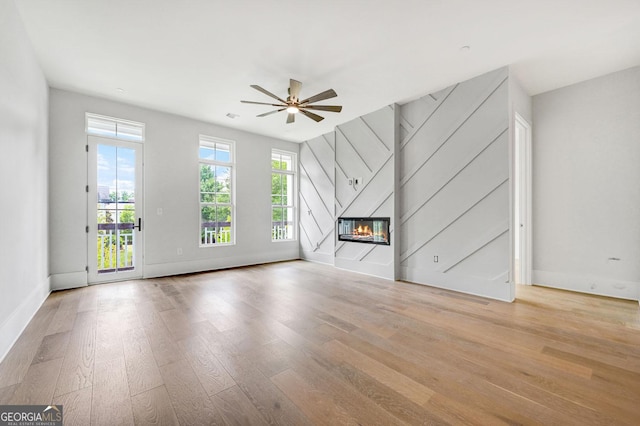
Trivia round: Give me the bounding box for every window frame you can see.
[86,112,145,142]
[271,149,297,242]
[199,135,236,247]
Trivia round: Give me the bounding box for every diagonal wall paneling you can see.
[299,132,336,264]
[334,106,397,280]
[399,67,513,301]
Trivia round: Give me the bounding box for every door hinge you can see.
[85,225,89,233]
[86,185,89,193]
[85,265,89,272]
[86,145,89,152]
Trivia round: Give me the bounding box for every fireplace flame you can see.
[354,225,372,236]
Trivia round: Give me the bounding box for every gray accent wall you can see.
[399,67,512,301]
[299,132,336,264]
[334,106,397,280]
[300,68,514,300]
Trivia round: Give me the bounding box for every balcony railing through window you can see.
[96,223,135,273]
[199,221,294,244]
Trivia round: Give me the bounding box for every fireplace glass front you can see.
[337,217,390,245]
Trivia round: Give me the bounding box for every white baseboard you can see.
[533,270,639,301]
[144,251,300,278]
[50,271,87,291]
[334,258,395,281]
[300,250,334,265]
[0,276,50,363]
[401,266,514,302]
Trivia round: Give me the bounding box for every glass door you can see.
[88,135,143,283]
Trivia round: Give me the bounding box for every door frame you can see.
[513,112,532,285]
[87,135,144,283]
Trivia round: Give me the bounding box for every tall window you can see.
[199,136,234,246]
[271,150,296,241]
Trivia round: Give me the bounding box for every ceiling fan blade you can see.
[289,79,302,101]
[286,113,295,124]
[257,108,286,117]
[300,89,337,105]
[250,85,287,104]
[302,105,342,113]
[241,100,285,106]
[300,109,324,122]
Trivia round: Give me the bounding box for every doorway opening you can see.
[514,112,532,285]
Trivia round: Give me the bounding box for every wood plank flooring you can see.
[0,260,639,425]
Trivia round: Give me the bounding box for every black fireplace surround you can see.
[337,217,390,245]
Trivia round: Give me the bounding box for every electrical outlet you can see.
[177,248,183,256]
[434,255,439,263]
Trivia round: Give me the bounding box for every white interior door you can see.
[514,113,532,285]
[88,135,143,283]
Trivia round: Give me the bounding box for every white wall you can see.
[509,70,533,123]
[49,89,299,288]
[299,132,336,264]
[399,67,513,301]
[0,0,50,361]
[532,66,640,300]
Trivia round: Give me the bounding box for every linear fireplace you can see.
[337,217,390,245]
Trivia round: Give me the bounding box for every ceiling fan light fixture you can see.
[242,79,341,124]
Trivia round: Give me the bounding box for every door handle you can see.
[133,217,142,231]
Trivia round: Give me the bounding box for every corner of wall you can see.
[392,103,401,280]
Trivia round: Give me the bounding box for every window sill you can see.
[199,242,236,248]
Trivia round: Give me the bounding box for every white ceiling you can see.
[15,0,640,142]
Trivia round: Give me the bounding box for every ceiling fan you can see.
[241,79,342,124]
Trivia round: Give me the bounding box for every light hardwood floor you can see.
[1,260,638,425]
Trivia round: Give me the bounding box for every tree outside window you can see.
[199,137,234,245]
[271,150,296,241]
